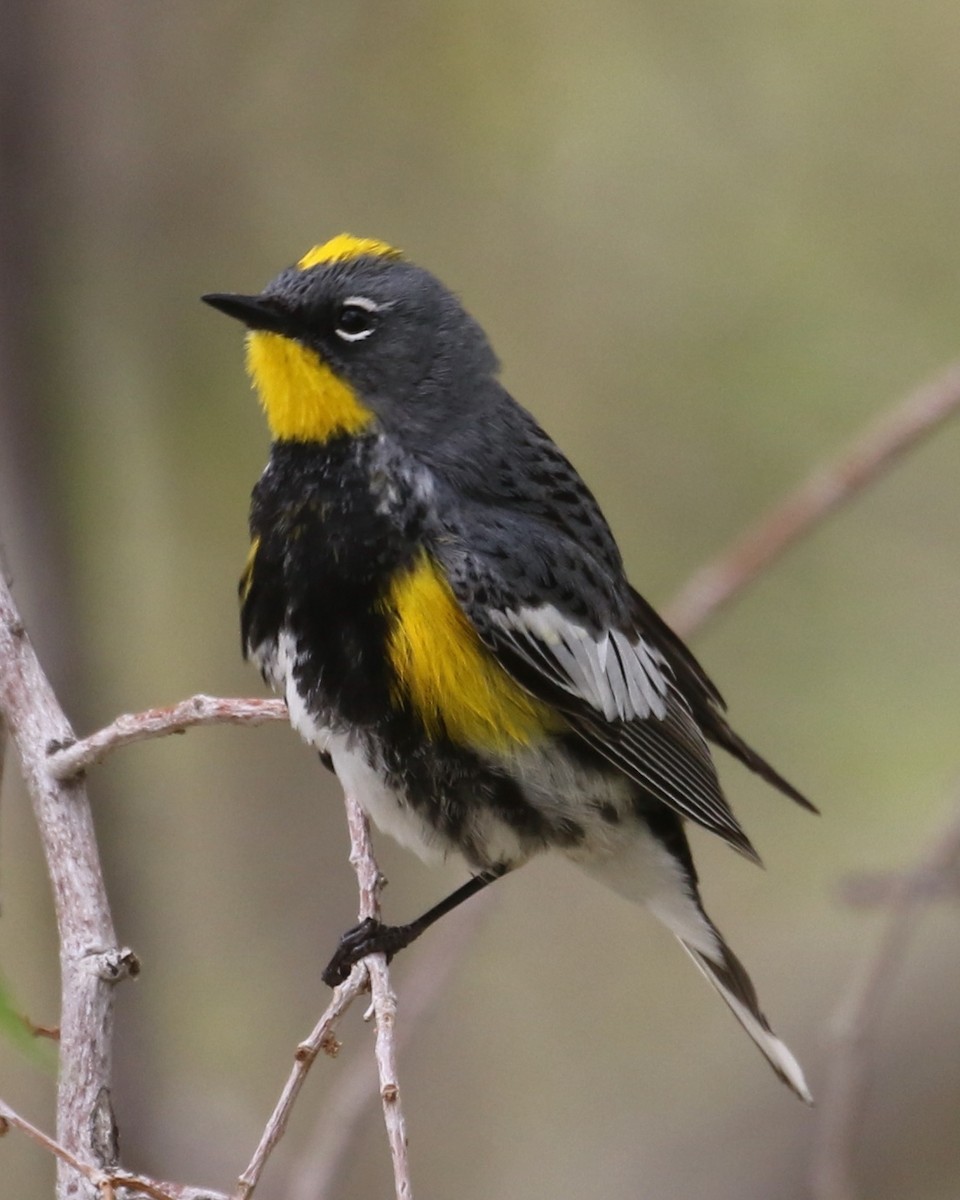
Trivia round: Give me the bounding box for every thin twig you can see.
[49,691,416,1199]
[234,967,370,1200]
[0,1099,228,1200]
[240,799,413,1200]
[20,1012,60,1040]
[289,890,495,1200]
[343,795,412,1200]
[810,787,960,1200]
[48,695,287,780]
[0,1097,105,1190]
[665,360,960,637]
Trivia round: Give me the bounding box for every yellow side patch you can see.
[245,331,374,442]
[239,536,260,602]
[384,552,558,751]
[297,234,402,270]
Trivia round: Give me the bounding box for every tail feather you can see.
[577,816,811,1101]
[679,934,813,1104]
[701,712,818,815]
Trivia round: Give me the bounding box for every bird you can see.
[202,233,815,1102]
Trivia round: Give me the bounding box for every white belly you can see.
[272,633,449,864]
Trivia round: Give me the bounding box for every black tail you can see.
[629,585,817,815]
[680,928,813,1103]
[700,711,818,814]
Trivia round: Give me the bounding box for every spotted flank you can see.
[206,234,815,1101]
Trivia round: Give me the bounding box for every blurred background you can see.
[2,2,960,1197]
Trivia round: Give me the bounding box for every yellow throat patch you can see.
[244,235,401,442]
[384,551,559,751]
[245,331,373,443]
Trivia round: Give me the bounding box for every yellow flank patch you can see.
[245,331,374,442]
[239,536,260,602]
[384,552,559,751]
[297,234,402,271]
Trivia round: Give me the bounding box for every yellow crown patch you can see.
[297,234,402,271]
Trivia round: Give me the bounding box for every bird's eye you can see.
[335,296,380,342]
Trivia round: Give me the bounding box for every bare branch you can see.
[289,891,494,1200]
[0,711,6,914]
[48,695,287,780]
[665,361,960,637]
[237,794,413,1200]
[234,967,370,1200]
[44,686,417,1199]
[343,795,412,1200]
[0,1097,105,1191]
[0,1099,229,1200]
[20,1012,60,1040]
[810,787,960,1200]
[0,572,131,1199]
[839,867,960,908]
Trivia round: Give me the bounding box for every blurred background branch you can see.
[811,784,960,1200]
[665,361,960,637]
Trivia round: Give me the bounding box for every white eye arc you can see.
[335,295,381,342]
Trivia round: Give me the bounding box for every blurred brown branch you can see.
[810,786,960,1200]
[839,867,960,908]
[665,360,960,637]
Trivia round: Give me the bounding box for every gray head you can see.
[202,234,501,447]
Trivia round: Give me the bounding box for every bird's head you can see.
[203,234,499,446]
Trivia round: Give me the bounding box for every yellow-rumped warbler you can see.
[203,234,814,1101]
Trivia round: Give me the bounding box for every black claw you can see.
[321,917,417,987]
[322,917,379,986]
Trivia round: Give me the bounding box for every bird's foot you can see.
[321,916,417,987]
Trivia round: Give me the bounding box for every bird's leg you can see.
[321,865,506,987]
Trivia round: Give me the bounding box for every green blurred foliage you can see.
[0,973,55,1069]
[2,2,960,1198]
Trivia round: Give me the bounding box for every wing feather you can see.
[478,601,756,857]
[491,605,667,722]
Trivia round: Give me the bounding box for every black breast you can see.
[242,435,424,728]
